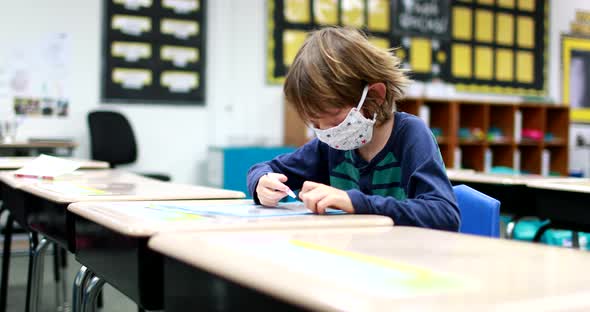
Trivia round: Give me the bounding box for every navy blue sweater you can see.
[247,112,460,231]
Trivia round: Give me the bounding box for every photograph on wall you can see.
[569,50,590,108]
[5,33,70,118]
[562,35,590,123]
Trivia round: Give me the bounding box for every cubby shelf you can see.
[284,98,570,176]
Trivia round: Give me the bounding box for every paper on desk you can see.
[103,201,346,221]
[147,202,346,218]
[13,154,81,179]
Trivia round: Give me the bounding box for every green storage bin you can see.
[512,219,549,241]
[509,218,590,250]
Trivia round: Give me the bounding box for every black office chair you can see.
[88,110,171,182]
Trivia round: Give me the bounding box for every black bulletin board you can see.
[101,0,206,104]
[268,0,547,97]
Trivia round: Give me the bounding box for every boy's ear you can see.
[368,82,386,104]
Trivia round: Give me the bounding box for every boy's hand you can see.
[256,173,290,207]
[299,181,354,214]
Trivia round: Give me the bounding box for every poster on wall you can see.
[101,0,206,104]
[562,35,590,123]
[5,33,70,118]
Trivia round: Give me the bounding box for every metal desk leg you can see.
[53,243,61,311]
[0,211,14,312]
[54,245,69,312]
[25,233,38,312]
[72,266,92,312]
[81,274,105,312]
[26,234,50,312]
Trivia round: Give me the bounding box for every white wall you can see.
[0,1,102,166]
[1,0,588,182]
[0,0,283,184]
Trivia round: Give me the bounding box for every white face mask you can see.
[311,85,376,150]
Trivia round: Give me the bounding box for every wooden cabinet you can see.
[283,98,570,176]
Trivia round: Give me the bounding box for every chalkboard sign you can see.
[392,0,450,39]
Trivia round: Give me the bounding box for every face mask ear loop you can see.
[356,85,370,110]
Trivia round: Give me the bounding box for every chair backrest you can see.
[453,184,501,237]
[88,110,137,166]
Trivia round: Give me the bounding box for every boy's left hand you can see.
[299,181,354,214]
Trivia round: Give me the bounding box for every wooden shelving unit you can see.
[283,98,570,176]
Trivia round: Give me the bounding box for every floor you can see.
[5,249,137,312]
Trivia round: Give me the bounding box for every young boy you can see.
[247,27,460,231]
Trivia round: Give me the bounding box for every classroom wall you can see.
[0,0,587,183]
[549,1,590,176]
[0,0,284,184]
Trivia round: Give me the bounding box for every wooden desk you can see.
[68,200,392,236]
[0,170,245,312]
[445,168,475,179]
[67,200,392,310]
[527,180,590,238]
[448,171,586,216]
[0,158,108,205]
[0,141,78,157]
[0,161,107,311]
[0,157,108,170]
[150,226,590,312]
[0,170,245,249]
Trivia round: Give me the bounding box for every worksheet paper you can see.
[100,201,346,221]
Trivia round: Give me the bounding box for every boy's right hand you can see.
[256,172,290,207]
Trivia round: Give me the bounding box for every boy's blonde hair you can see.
[284,27,409,125]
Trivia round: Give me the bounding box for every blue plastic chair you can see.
[453,184,501,237]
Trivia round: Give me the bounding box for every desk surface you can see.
[448,170,586,185]
[445,168,475,179]
[0,141,77,149]
[0,170,245,203]
[0,157,109,170]
[67,200,392,237]
[150,227,590,312]
[527,179,590,193]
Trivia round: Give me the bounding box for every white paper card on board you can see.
[111,42,151,62]
[112,15,151,36]
[13,154,81,179]
[161,46,198,67]
[112,68,152,90]
[161,19,198,39]
[163,0,199,14]
[114,0,152,10]
[161,71,198,93]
